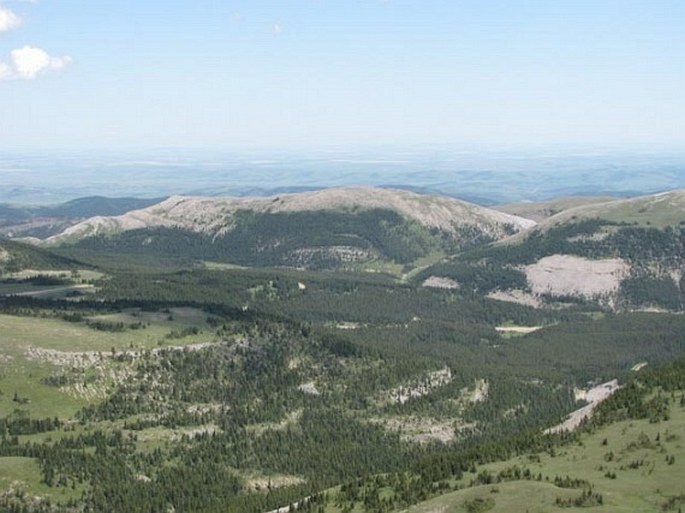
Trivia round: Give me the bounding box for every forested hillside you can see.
[0,240,81,275]
[422,190,685,312]
[31,188,534,271]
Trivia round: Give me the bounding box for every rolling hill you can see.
[32,187,536,270]
[495,196,617,223]
[528,188,685,229]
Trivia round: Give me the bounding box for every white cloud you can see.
[0,6,21,32]
[0,46,71,81]
[0,0,72,82]
[272,22,283,35]
[0,60,11,80]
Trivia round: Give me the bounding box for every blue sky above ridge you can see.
[0,0,683,150]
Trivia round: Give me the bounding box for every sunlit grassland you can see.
[400,251,448,282]
[201,261,248,271]
[4,269,104,282]
[0,268,104,298]
[0,282,94,298]
[0,308,213,354]
[402,398,685,513]
[350,251,447,280]
[0,308,217,418]
[314,396,685,513]
[0,457,84,503]
[0,364,89,419]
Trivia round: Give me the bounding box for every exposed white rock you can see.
[297,382,320,396]
[487,289,543,308]
[495,325,542,334]
[389,367,453,405]
[465,378,489,403]
[422,276,460,289]
[545,380,620,434]
[525,255,629,298]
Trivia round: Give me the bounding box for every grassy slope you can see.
[0,269,103,298]
[403,399,685,513]
[495,196,617,223]
[534,190,685,231]
[0,308,215,418]
[0,309,210,354]
[0,457,84,503]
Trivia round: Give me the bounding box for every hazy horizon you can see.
[2,146,685,206]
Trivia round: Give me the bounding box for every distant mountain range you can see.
[0,196,165,239]
[2,149,684,205]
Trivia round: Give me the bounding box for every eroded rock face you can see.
[525,254,629,298]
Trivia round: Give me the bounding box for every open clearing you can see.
[0,457,83,503]
[0,309,217,418]
[487,289,543,308]
[0,308,212,355]
[0,269,103,299]
[422,276,460,290]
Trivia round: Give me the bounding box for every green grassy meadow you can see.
[401,399,685,513]
[0,308,217,418]
[0,456,84,503]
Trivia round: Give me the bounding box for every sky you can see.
[0,0,684,151]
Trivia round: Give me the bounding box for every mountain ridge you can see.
[495,195,618,222]
[37,187,537,246]
[535,187,685,229]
